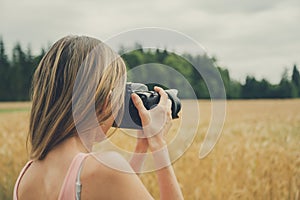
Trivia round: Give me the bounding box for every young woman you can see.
[13,36,184,200]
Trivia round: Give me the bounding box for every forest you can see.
[0,37,299,101]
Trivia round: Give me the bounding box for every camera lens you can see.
[113,82,181,129]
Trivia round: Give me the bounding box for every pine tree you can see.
[0,37,10,100]
[291,64,300,97]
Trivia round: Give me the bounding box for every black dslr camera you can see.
[114,82,181,129]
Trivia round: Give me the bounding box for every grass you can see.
[0,100,299,199]
[0,108,30,113]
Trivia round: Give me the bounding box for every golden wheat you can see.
[0,100,299,200]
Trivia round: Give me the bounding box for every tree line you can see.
[0,38,299,101]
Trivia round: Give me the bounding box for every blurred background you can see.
[0,0,299,199]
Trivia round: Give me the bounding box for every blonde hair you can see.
[28,36,126,160]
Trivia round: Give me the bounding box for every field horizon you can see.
[0,99,299,199]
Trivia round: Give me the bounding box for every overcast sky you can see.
[1,0,299,83]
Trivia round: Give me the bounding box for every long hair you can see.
[28,35,126,160]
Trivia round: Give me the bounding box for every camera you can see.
[113,82,181,129]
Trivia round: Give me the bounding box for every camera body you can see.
[114,82,181,129]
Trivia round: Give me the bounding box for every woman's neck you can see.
[46,136,90,161]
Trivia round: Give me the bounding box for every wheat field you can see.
[0,100,299,200]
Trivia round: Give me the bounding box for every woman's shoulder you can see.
[84,151,134,175]
[81,151,153,200]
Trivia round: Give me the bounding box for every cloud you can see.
[0,0,299,83]
[173,0,300,82]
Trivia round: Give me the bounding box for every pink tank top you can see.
[13,153,89,200]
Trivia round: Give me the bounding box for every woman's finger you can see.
[167,99,172,118]
[154,86,168,105]
[131,93,147,114]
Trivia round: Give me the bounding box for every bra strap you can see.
[58,153,89,200]
[13,160,34,200]
[76,156,86,200]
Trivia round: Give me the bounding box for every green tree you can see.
[275,68,298,98]
[229,80,242,99]
[217,67,230,97]
[0,38,299,101]
[9,43,37,100]
[241,76,256,98]
[291,64,300,97]
[155,49,168,63]
[0,37,10,100]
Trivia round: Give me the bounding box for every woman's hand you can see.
[134,130,149,153]
[131,86,172,152]
[129,130,148,174]
[131,87,184,200]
